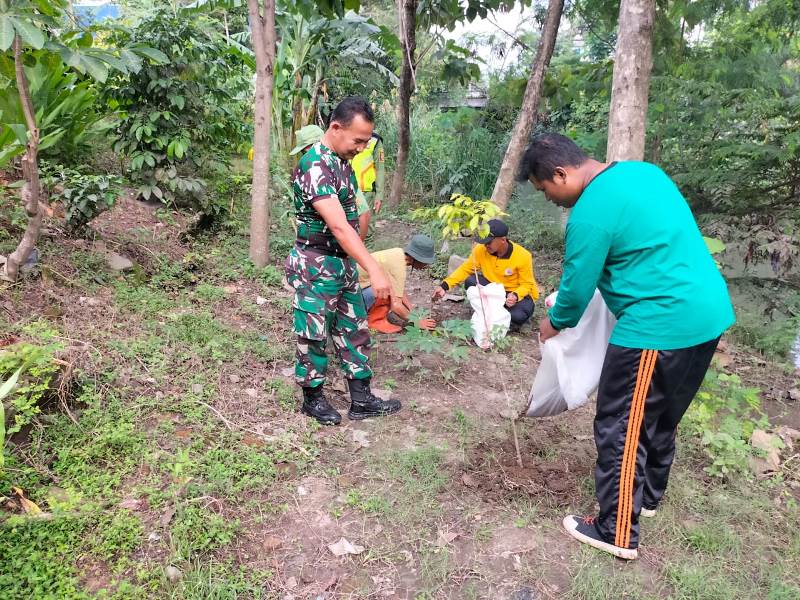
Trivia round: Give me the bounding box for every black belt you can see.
[294,242,348,258]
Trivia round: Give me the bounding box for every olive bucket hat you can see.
[289,125,324,156]
[404,234,436,264]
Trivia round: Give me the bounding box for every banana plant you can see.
[0,367,22,472]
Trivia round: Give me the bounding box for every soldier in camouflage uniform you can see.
[285,96,401,425]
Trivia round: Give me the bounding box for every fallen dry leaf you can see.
[328,537,365,557]
[12,487,42,515]
[436,530,458,547]
[160,505,177,527]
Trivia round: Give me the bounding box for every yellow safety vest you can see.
[351,138,378,192]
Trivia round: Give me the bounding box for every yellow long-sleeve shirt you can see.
[442,242,540,301]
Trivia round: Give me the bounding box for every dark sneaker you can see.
[301,386,341,425]
[640,507,657,518]
[347,378,401,420]
[562,514,638,560]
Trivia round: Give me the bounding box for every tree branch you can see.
[486,14,532,52]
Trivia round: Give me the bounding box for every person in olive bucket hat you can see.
[358,234,437,333]
[289,125,325,156]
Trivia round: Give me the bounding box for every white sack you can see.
[466,282,511,348]
[524,290,617,417]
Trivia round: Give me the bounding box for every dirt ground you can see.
[2,198,799,599]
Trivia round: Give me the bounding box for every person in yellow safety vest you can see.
[350,133,385,241]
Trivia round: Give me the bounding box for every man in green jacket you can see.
[517,133,735,560]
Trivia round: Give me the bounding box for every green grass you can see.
[0,515,91,599]
[170,505,240,560]
[567,548,661,600]
[368,445,450,530]
[114,281,177,313]
[160,560,272,600]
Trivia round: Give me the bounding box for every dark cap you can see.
[476,219,509,244]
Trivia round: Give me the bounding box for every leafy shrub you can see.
[104,8,251,206]
[41,163,121,233]
[0,341,62,437]
[682,371,768,478]
[396,312,473,365]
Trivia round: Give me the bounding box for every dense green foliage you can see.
[103,8,251,207]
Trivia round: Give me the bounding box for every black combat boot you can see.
[347,378,402,420]
[301,386,341,425]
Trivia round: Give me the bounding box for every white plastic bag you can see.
[524,290,617,417]
[466,282,511,348]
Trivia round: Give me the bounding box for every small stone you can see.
[229,374,241,383]
[352,430,370,448]
[148,532,161,542]
[285,577,298,589]
[789,388,800,402]
[448,254,466,274]
[165,566,182,584]
[511,586,539,600]
[246,388,258,398]
[280,367,295,378]
[256,296,268,305]
[191,384,203,395]
[119,497,144,511]
[106,252,134,271]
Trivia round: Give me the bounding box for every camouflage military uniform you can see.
[285,141,372,388]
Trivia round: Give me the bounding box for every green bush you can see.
[41,163,122,233]
[104,8,252,207]
[682,371,769,478]
[377,105,506,203]
[0,341,62,438]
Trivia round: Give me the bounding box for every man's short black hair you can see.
[330,96,374,126]
[516,133,589,182]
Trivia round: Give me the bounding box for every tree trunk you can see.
[490,0,565,210]
[606,0,656,161]
[388,0,417,208]
[3,36,42,283]
[248,0,276,268]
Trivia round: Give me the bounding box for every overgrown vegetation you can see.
[0,0,798,596]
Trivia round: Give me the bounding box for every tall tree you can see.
[605,0,656,161]
[490,0,565,209]
[4,35,42,283]
[247,0,276,267]
[388,0,417,208]
[388,0,519,207]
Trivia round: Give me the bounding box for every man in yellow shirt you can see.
[359,234,437,333]
[432,219,539,328]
